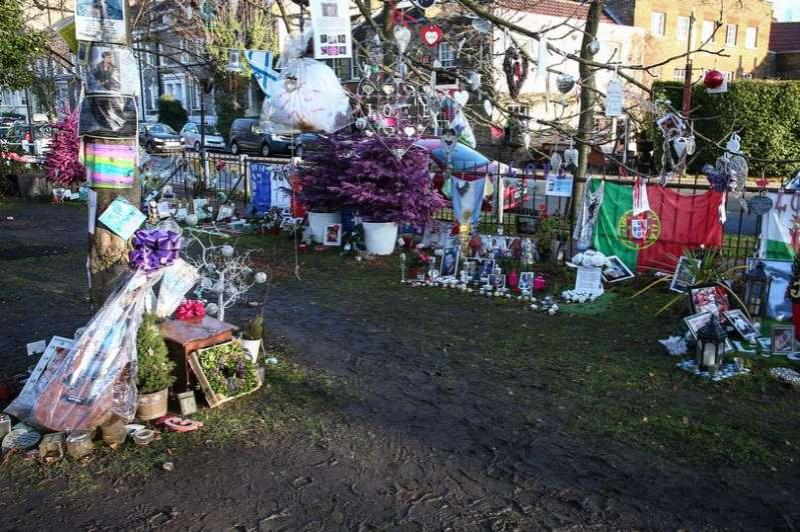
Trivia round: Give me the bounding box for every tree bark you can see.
[88,0,140,305]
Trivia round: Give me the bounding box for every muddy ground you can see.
[1,201,799,531]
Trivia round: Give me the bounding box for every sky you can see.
[773,0,800,21]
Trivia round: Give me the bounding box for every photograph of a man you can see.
[88,48,121,93]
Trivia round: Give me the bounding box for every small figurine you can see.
[508,238,522,260]
[469,233,483,258]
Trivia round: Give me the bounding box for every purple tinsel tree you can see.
[296,134,355,212]
[44,107,85,187]
[332,136,445,227]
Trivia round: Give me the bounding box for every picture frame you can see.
[722,309,758,342]
[488,273,506,289]
[602,255,634,283]
[475,258,495,282]
[683,311,735,352]
[770,325,795,356]
[688,284,730,322]
[439,246,460,278]
[669,256,700,293]
[518,271,535,292]
[324,223,342,246]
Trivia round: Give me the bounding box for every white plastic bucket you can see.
[363,222,399,255]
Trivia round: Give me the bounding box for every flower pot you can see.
[241,339,261,363]
[136,388,169,421]
[363,222,398,255]
[308,211,341,243]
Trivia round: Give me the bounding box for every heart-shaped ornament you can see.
[453,90,469,107]
[550,152,563,174]
[362,84,375,96]
[393,25,412,55]
[670,137,687,159]
[556,74,575,94]
[467,72,481,92]
[421,25,443,47]
[404,126,416,137]
[564,147,579,166]
[483,99,493,116]
[382,84,395,95]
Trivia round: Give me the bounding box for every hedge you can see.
[651,80,800,177]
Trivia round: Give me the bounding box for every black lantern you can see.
[696,318,728,373]
[743,261,771,319]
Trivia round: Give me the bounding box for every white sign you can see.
[575,266,604,298]
[156,259,200,318]
[75,0,127,44]
[310,0,352,59]
[605,79,623,117]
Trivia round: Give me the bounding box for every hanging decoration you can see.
[563,139,578,171]
[483,99,493,117]
[703,133,749,208]
[632,175,650,216]
[536,37,548,79]
[556,74,575,94]
[503,47,529,100]
[605,77,623,118]
[656,112,694,185]
[393,25,412,55]
[472,18,492,33]
[420,24,443,47]
[704,69,728,93]
[573,177,604,251]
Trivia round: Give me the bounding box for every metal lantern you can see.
[695,318,728,373]
[743,261,771,319]
[227,49,242,73]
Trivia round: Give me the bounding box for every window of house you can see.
[651,12,666,36]
[438,42,455,68]
[673,68,687,82]
[676,16,691,41]
[725,24,737,46]
[191,82,201,111]
[701,20,715,42]
[745,27,758,49]
[723,71,733,82]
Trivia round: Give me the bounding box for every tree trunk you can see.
[569,0,604,246]
[88,0,140,305]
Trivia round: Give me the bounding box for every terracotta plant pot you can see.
[136,388,169,421]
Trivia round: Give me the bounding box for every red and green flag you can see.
[592,181,725,272]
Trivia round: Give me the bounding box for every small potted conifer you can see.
[136,313,176,421]
[240,314,263,363]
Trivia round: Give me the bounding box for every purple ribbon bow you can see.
[129,229,182,272]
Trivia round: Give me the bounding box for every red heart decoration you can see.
[421,25,443,47]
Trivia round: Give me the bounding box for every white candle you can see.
[702,345,717,367]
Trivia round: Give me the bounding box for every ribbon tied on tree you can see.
[129,229,182,273]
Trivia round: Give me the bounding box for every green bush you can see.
[651,80,800,177]
[157,95,188,132]
[136,313,176,394]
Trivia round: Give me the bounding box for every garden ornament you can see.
[503,47,529,99]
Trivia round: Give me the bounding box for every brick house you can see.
[605,0,773,82]
[769,22,800,79]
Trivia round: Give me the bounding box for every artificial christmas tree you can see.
[44,107,85,187]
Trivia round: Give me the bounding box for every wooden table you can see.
[159,316,238,393]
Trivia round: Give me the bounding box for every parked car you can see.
[139,122,183,153]
[180,122,227,152]
[229,117,310,157]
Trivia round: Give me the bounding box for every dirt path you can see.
[1,202,798,530]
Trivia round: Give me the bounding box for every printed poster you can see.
[75,0,127,44]
[98,195,146,240]
[310,0,352,59]
[250,163,292,215]
[545,173,574,197]
[85,44,139,97]
[156,259,200,318]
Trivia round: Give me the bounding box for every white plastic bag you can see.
[260,31,351,134]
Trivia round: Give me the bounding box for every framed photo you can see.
[439,246,460,277]
[475,258,495,282]
[602,255,634,283]
[747,258,793,319]
[683,312,735,352]
[688,284,730,322]
[518,271,535,292]
[324,223,342,246]
[656,112,685,138]
[770,325,795,355]
[488,273,506,289]
[670,256,700,293]
[723,309,758,342]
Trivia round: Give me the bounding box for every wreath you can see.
[197,341,259,398]
[503,47,529,100]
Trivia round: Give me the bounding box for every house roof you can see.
[770,22,800,53]
[493,0,616,25]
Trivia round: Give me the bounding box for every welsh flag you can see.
[760,191,799,260]
[592,181,725,272]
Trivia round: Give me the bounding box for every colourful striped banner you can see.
[84,141,135,189]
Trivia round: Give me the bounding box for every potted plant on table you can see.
[240,314,263,363]
[136,313,176,421]
[297,135,354,243]
[334,136,445,255]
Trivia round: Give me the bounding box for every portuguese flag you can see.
[592,181,725,272]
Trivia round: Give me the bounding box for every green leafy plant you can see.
[198,341,259,397]
[534,215,562,258]
[632,247,747,315]
[243,314,263,341]
[136,314,176,394]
